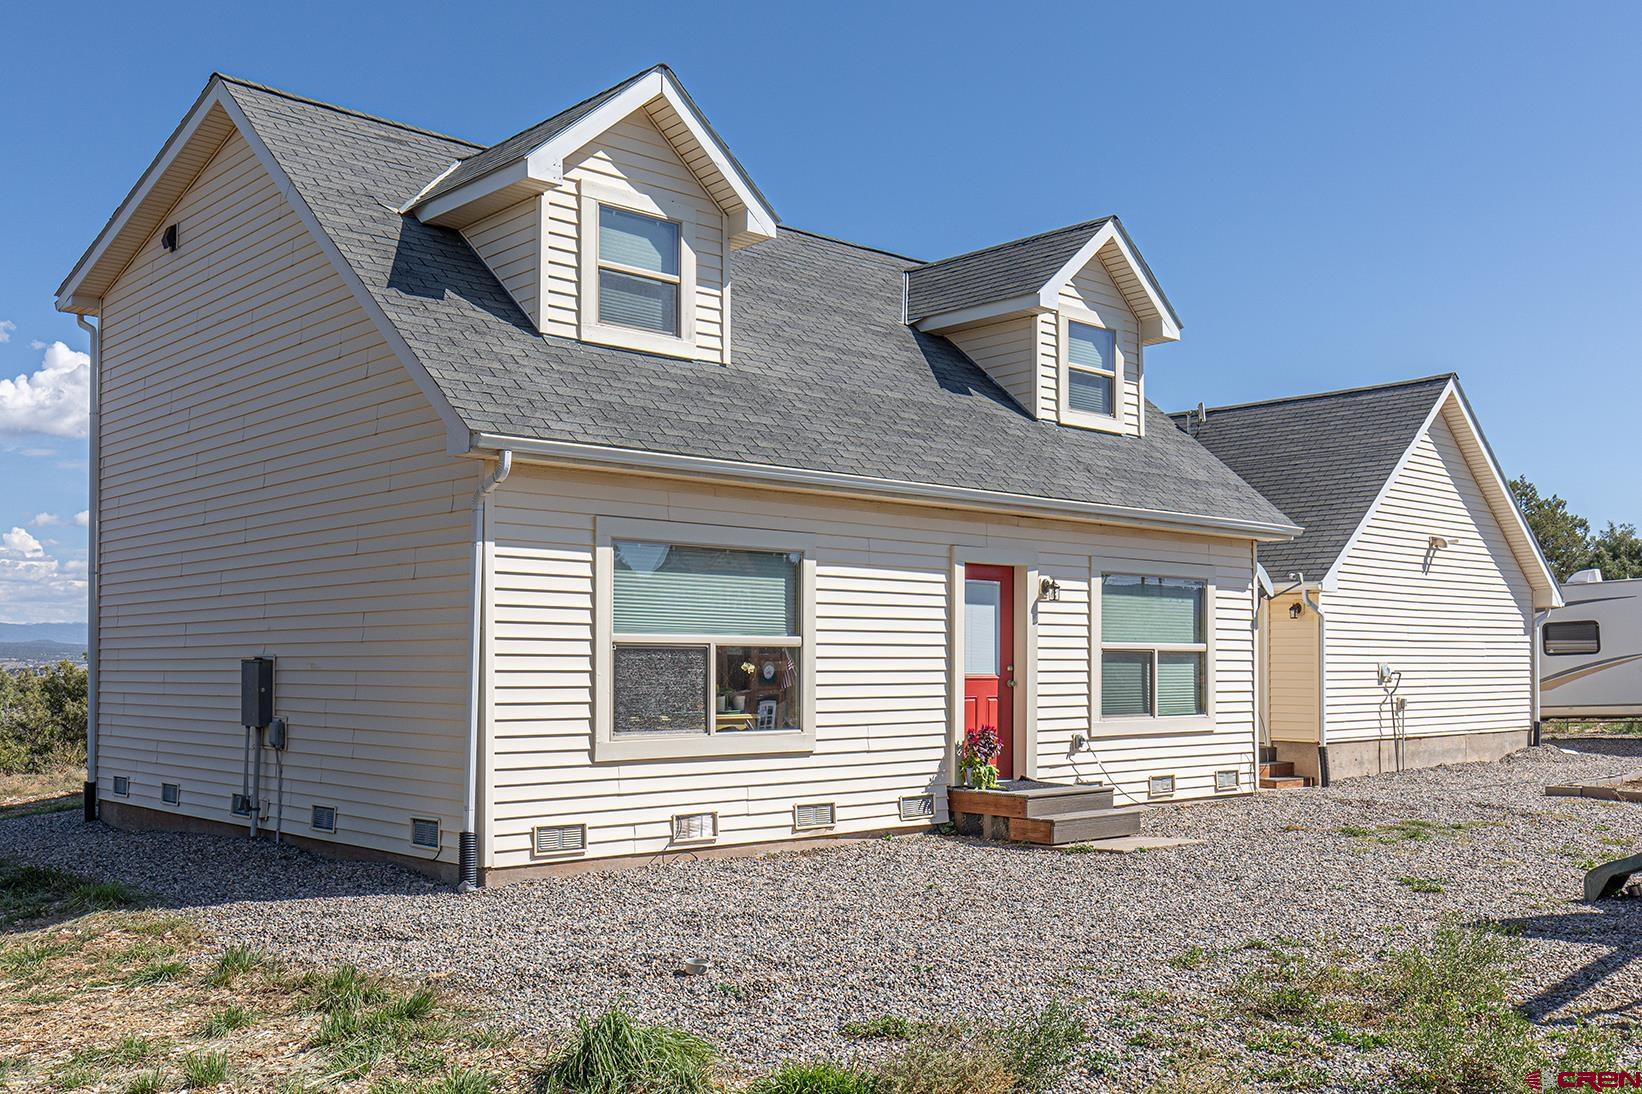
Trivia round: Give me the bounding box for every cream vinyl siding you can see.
[539,106,728,361]
[1041,257,1144,434]
[462,197,542,327]
[1264,592,1320,742]
[1323,413,1534,743]
[942,316,1040,417]
[96,129,480,862]
[485,464,1258,866]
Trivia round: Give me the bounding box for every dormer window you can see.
[597,205,681,335]
[1058,316,1124,431]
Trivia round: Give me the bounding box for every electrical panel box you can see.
[241,657,274,728]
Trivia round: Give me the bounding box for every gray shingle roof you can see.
[904,217,1182,328]
[1170,376,1454,579]
[221,76,1293,534]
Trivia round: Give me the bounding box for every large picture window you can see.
[1100,575,1208,718]
[610,542,802,739]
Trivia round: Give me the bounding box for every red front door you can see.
[963,564,1015,779]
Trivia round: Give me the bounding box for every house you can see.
[1173,376,1562,784]
[52,65,1309,884]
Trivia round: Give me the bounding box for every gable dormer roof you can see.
[906,216,1182,343]
[406,63,778,247]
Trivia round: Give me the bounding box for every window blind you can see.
[599,269,678,334]
[1101,577,1204,644]
[599,206,679,275]
[964,579,1001,674]
[1157,652,1205,716]
[1067,321,1113,369]
[1101,651,1153,716]
[614,543,797,635]
[1068,369,1114,415]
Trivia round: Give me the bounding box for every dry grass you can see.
[0,860,535,1092]
[0,765,83,819]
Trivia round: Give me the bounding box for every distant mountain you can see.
[0,622,86,645]
[0,639,86,663]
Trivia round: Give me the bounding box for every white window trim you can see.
[1057,308,1127,434]
[593,516,817,762]
[946,546,1040,781]
[1090,560,1217,735]
[577,179,699,360]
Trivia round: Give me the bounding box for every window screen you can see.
[1543,620,1600,655]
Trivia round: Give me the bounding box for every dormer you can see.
[408,66,777,364]
[906,218,1180,436]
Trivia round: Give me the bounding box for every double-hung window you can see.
[1100,575,1209,719]
[597,205,682,336]
[600,538,811,759]
[1065,320,1118,420]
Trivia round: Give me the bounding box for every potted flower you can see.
[958,727,1002,790]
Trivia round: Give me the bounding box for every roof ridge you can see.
[909,216,1114,273]
[1173,373,1456,418]
[448,62,664,163]
[779,225,924,263]
[215,73,481,148]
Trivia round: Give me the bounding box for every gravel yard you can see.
[4,740,1641,1089]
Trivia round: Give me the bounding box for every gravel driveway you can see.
[4,739,1641,1088]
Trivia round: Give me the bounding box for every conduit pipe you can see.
[460,450,512,891]
[76,315,100,823]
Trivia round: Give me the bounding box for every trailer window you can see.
[1543,621,1600,655]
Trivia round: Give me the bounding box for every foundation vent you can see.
[534,823,587,856]
[230,794,253,817]
[671,812,718,843]
[1147,774,1176,799]
[410,817,441,850]
[793,802,836,831]
[111,776,130,797]
[898,794,936,822]
[311,805,337,833]
[1214,769,1241,793]
[161,782,181,806]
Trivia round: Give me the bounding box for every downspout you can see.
[1250,541,1263,785]
[1530,607,1549,747]
[1301,582,1328,787]
[76,315,100,823]
[460,449,512,891]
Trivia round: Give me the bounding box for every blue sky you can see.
[2,0,1638,623]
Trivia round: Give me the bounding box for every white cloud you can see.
[3,527,44,558]
[0,320,15,343]
[0,340,90,438]
[74,511,89,527]
[0,554,86,625]
[32,512,62,527]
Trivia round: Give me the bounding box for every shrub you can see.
[0,661,87,773]
[532,1008,718,1094]
[998,1001,1088,1091]
[747,1060,876,1094]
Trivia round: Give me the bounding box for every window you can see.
[611,542,803,741]
[1065,321,1117,418]
[1100,575,1208,718]
[1544,620,1600,655]
[597,205,680,335]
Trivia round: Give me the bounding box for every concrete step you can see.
[1259,776,1309,790]
[1259,761,1296,779]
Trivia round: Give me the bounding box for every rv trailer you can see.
[1539,570,1642,720]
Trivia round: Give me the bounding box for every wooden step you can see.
[1259,776,1309,790]
[1259,761,1296,779]
[1040,805,1144,845]
[948,781,1114,820]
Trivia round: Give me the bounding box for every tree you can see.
[1589,522,1642,581]
[1509,476,1591,581]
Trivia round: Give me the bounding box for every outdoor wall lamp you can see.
[1039,576,1062,602]
[1289,602,1304,619]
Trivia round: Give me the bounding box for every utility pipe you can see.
[75,315,100,823]
[1530,608,1550,746]
[1299,578,1329,786]
[460,450,512,891]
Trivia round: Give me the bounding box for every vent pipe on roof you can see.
[460,450,512,891]
[76,315,100,823]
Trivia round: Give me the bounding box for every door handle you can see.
[1006,678,1017,688]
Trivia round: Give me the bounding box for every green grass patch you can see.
[181,1049,229,1088]
[0,792,82,821]
[122,1071,166,1094]
[124,959,188,986]
[839,1015,923,1041]
[198,1004,258,1038]
[1337,819,1497,844]
[1397,876,1446,894]
[1168,944,1214,970]
[206,943,267,986]
[746,1060,876,1093]
[0,859,140,930]
[532,1007,718,1094]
